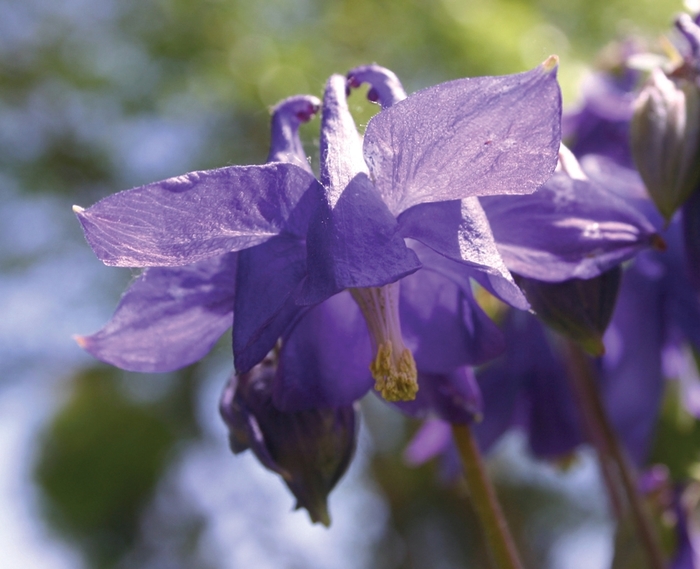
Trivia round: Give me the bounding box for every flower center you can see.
[349,283,418,401]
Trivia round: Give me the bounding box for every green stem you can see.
[564,339,665,569]
[452,423,524,569]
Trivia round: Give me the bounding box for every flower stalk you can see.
[452,423,525,569]
[563,339,666,569]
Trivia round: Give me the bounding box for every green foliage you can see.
[34,367,177,567]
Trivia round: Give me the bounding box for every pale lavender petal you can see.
[77,253,237,372]
[403,419,453,466]
[346,64,407,109]
[406,240,529,310]
[481,171,660,281]
[273,292,374,411]
[399,197,524,307]
[579,154,664,229]
[267,95,320,172]
[75,162,320,267]
[363,60,561,216]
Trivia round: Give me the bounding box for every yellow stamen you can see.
[370,342,418,401]
[350,283,418,402]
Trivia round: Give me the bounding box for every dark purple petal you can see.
[273,292,374,411]
[475,310,582,457]
[393,367,482,424]
[363,60,561,216]
[515,268,622,357]
[563,71,636,167]
[481,171,660,282]
[77,253,237,372]
[301,174,421,304]
[399,264,505,371]
[74,163,320,267]
[232,234,309,374]
[600,253,666,465]
[682,190,700,290]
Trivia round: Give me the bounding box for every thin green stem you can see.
[564,339,665,569]
[452,423,524,569]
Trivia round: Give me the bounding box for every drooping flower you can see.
[75,61,564,404]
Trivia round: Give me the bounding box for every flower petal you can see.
[74,163,320,267]
[398,197,525,307]
[233,234,309,374]
[393,367,482,424]
[77,253,237,372]
[273,292,374,411]
[301,174,421,304]
[399,264,505,371]
[481,171,660,281]
[601,253,666,465]
[363,60,561,216]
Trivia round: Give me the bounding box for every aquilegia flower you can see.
[75,61,563,404]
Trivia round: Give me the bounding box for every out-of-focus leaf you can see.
[34,367,177,567]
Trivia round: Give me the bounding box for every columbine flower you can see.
[75,62,564,404]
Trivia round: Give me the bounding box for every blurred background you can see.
[0,0,690,567]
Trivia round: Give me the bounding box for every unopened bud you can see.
[515,267,622,356]
[219,359,358,526]
[631,68,700,221]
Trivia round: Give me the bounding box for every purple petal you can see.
[77,253,237,372]
[346,64,407,109]
[75,163,320,267]
[399,264,505,371]
[301,174,421,304]
[406,240,529,310]
[601,253,666,465]
[232,234,309,374]
[579,154,665,228]
[398,197,526,308]
[267,95,321,171]
[403,418,453,466]
[683,191,700,290]
[475,309,580,456]
[481,171,660,281]
[363,60,561,216]
[394,367,483,424]
[273,292,374,411]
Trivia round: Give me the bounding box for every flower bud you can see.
[219,358,358,526]
[515,267,622,356]
[630,68,700,221]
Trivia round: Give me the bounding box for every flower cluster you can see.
[75,45,686,536]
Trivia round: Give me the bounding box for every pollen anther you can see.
[350,283,419,402]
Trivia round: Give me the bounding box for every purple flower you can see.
[75,62,563,405]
